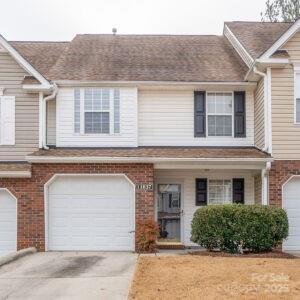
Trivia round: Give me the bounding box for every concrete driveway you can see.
[0,251,137,300]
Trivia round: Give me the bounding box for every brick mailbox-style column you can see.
[0,163,154,251]
[269,160,300,207]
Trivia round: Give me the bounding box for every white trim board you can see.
[223,24,254,68]
[0,171,31,178]
[26,155,273,164]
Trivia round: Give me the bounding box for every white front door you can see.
[47,175,135,251]
[283,177,300,251]
[0,190,17,256]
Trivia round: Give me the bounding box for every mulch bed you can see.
[189,249,297,259]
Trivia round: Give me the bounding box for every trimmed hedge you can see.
[191,204,288,253]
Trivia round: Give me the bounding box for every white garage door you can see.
[0,190,17,256]
[283,177,300,251]
[47,175,135,251]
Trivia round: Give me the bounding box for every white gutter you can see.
[42,83,58,149]
[26,155,273,164]
[253,66,271,154]
[261,161,271,205]
[54,80,257,87]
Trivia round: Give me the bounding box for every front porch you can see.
[154,160,270,248]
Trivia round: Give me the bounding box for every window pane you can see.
[84,89,93,110]
[207,93,232,114]
[102,112,110,133]
[207,93,215,113]
[297,99,300,123]
[93,89,101,110]
[208,116,232,136]
[208,116,216,136]
[209,179,232,205]
[85,112,110,133]
[74,89,81,133]
[114,89,120,133]
[102,89,110,110]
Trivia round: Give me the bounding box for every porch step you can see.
[156,241,185,250]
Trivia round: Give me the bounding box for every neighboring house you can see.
[0,20,299,255]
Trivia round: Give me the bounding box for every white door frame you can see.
[155,179,184,243]
[0,188,17,253]
[282,174,300,251]
[44,173,136,251]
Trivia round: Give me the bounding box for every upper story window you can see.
[295,73,300,123]
[74,88,120,134]
[207,92,233,137]
[194,91,246,138]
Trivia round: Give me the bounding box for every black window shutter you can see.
[232,178,244,204]
[195,178,207,206]
[194,91,206,137]
[234,91,246,138]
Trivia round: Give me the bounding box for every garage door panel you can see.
[283,177,300,250]
[0,190,17,256]
[48,175,135,251]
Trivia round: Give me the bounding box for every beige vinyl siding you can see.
[254,174,262,204]
[155,169,255,246]
[270,31,300,159]
[254,78,265,149]
[0,52,39,160]
[271,66,300,159]
[138,89,254,146]
[47,100,56,145]
[283,31,300,63]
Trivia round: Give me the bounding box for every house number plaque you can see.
[136,183,153,191]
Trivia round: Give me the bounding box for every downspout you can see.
[261,161,271,205]
[253,66,270,153]
[42,83,58,149]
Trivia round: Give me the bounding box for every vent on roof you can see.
[112,28,117,35]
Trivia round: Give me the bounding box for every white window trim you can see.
[73,88,121,136]
[206,91,234,138]
[294,69,300,125]
[207,178,233,205]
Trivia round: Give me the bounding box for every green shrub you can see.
[191,204,289,254]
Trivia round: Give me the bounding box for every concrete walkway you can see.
[0,251,137,300]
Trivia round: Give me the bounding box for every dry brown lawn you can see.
[128,255,300,300]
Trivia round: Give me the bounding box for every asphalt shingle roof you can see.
[225,21,292,59]
[9,35,248,82]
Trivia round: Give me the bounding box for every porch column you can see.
[261,162,271,205]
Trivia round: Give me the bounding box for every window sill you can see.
[73,133,121,137]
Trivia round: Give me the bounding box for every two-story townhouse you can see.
[0,20,299,255]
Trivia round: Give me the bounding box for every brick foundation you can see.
[0,163,154,251]
[269,160,300,207]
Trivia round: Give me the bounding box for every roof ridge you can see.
[10,40,70,44]
[225,21,294,24]
[75,33,223,37]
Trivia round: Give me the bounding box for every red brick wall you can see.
[0,163,154,251]
[269,160,300,207]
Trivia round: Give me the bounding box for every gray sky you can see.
[2,0,266,41]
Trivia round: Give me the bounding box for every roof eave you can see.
[25,155,273,164]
